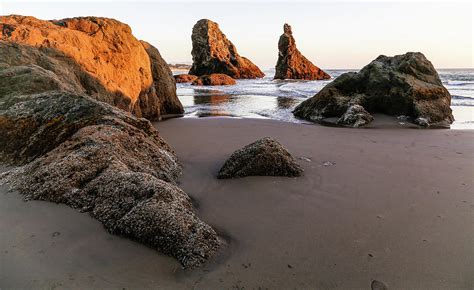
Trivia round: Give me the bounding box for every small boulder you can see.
[192,74,236,86]
[218,137,303,179]
[189,19,264,79]
[274,24,330,80]
[337,105,374,127]
[174,74,198,83]
[294,52,454,127]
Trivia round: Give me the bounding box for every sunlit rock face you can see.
[0,15,183,120]
[192,74,237,86]
[274,23,330,80]
[294,52,454,127]
[189,19,264,79]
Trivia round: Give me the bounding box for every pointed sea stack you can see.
[274,23,330,80]
[189,19,264,79]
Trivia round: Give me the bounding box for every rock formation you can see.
[294,52,454,127]
[218,137,303,178]
[174,74,198,83]
[337,105,374,127]
[0,15,183,120]
[274,24,330,80]
[0,16,220,268]
[192,74,236,86]
[189,19,264,79]
[0,90,220,268]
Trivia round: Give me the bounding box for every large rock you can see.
[189,19,264,79]
[174,74,198,83]
[0,91,220,268]
[0,15,183,120]
[218,137,303,179]
[274,24,330,80]
[192,74,236,86]
[294,52,454,127]
[0,37,219,267]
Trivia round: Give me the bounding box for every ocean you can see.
[177,68,474,129]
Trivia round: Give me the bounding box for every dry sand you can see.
[1,118,473,289]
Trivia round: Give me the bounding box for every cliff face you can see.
[274,24,330,80]
[189,19,264,79]
[0,15,183,120]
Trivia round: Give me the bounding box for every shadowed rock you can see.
[189,19,264,79]
[174,74,198,83]
[274,24,330,80]
[218,137,303,179]
[192,74,236,86]
[294,52,454,127]
[0,15,183,120]
[0,91,220,268]
[0,33,220,268]
[337,105,374,127]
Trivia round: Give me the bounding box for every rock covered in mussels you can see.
[192,74,236,86]
[0,91,221,268]
[274,23,330,80]
[218,137,303,178]
[189,19,264,79]
[293,52,454,127]
[0,15,183,120]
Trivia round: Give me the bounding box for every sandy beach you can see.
[1,118,473,289]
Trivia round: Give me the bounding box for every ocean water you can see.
[176,68,474,129]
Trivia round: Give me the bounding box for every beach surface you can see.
[1,118,473,289]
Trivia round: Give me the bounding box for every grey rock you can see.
[294,52,454,127]
[337,105,374,127]
[217,137,303,178]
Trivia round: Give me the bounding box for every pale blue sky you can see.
[1,1,472,69]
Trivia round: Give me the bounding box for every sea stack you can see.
[293,52,454,127]
[0,15,183,120]
[274,23,330,80]
[189,19,264,79]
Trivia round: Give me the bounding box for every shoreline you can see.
[1,118,473,289]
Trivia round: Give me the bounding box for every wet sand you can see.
[1,118,473,289]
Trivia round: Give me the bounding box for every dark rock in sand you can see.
[371,280,388,290]
[218,137,303,178]
[293,52,454,127]
[192,74,236,86]
[0,15,183,120]
[337,105,374,127]
[0,91,220,268]
[274,23,330,80]
[189,19,264,79]
[174,74,198,83]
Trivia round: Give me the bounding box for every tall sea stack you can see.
[274,23,330,80]
[189,19,264,79]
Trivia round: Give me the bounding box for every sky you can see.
[1,0,472,69]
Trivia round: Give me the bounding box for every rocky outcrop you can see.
[0,18,219,268]
[218,137,303,179]
[0,90,220,268]
[0,15,183,120]
[274,24,330,80]
[192,74,236,86]
[174,74,198,83]
[337,105,374,127]
[189,19,264,79]
[294,52,454,127]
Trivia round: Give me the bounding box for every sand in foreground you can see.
[1,118,473,289]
